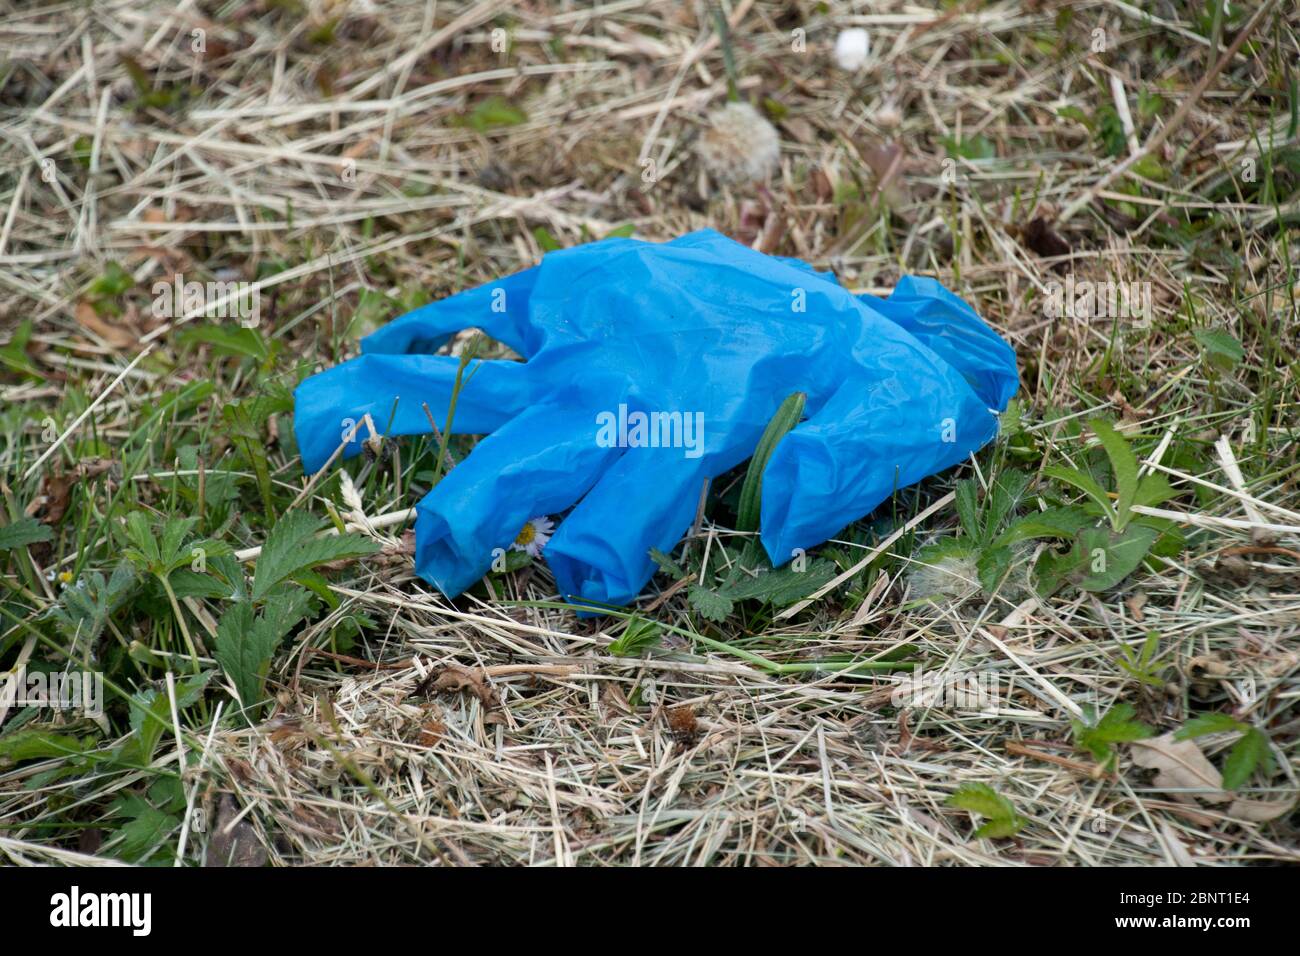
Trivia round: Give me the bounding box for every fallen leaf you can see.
[1019,216,1070,271]
[1226,795,1295,822]
[204,794,268,867]
[74,301,135,349]
[858,141,913,211]
[1130,733,1231,804]
[414,664,501,712]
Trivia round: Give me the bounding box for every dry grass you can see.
[1,0,1298,866]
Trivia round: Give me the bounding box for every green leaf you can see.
[1222,728,1270,791]
[0,319,42,378]
[991,507,1092,549]
[916,536,977,565]
[1071,702,1153,764]
[721,558,838,606]
[1089,419,1139,529]
[0,728,89,768]
[213,603,276,719]
[976,546,1013,593]
[47,563,139,643]
[1075,524,1159,591]
[608,617,663,657]
[107,793,177,862]
[250,511,379,601]
[649,547,687,580]
[687,585,734,623]
[737,392,806,534]
[532,226,563,252]
[1175,712,1243,740]
[1134,472,1177,508]
[984,470,1030,541]
[1043,464,1116,528]
[461,96,527,132]
[0,517,53,551]
[954,478,981,543]
[1193,328,1244,370]
[947,783,1027,838]
[178,324,273,364]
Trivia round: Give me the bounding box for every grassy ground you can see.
[1,0,1298,866]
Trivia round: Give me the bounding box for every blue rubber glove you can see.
[294,229,1017,608]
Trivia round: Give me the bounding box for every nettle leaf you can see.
[947,783,1027,839]
[214,589,317,720]
[107,793,178,863]
[1072,702,1153,765]
[1089,420,1139,528]
[0,517,53,552]
[721,559,837,606]
[688,585,734,623]
[1175,712,1243,740]
[250,511,380,601]
[649,548,687,580]
[1221,727,1274,790]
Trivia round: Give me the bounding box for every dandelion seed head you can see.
[697,102,781,184]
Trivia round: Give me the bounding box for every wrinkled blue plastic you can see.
[294,229,1018,610]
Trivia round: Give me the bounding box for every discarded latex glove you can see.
[294,229,1018,609]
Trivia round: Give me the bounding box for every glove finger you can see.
[413,404,624,597]
[545,451,709,611]
[856,277,1018,411]
[362,265,540,357]
[759,370,998,565]
[293,353,528,473]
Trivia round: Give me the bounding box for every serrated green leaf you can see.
[976,546,1013,593]
[0,517,53,551]
[250,511,379,601]
[948,782,1027,838]
[1175,712,1244,740]
[687,585,734,622]
[721,558,838,606]
[1222,727,1271,790]
[648,547,687,580]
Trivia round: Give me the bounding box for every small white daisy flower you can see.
[697,102,781,184]
[510,516,554,557]
[834,28,871,72]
